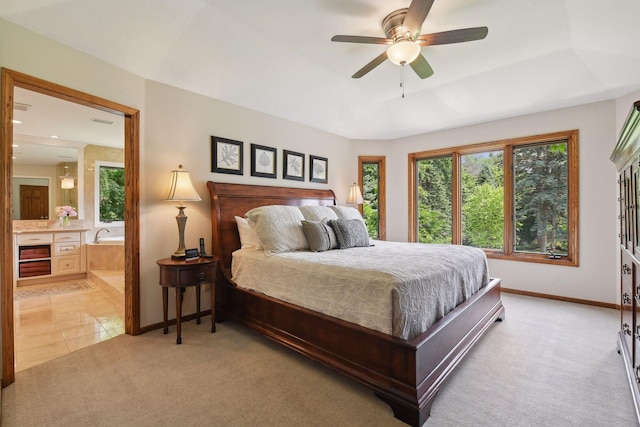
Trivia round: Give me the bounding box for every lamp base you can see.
[172,206,188,261]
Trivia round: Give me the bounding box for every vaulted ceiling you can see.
[3,0,640,140]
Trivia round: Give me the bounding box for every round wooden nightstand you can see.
[156,257,217,344]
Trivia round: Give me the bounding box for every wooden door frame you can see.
[1,68,141,386]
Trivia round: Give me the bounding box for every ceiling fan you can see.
[331,0,488,79]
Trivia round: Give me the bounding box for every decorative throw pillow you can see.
[328,205,365,222]
[299,205,339,222]
[301,220,338,252]
[329,219,370,249]
[234,216,262,249]
[245,205,309,255]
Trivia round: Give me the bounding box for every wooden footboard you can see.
[208,181,505,426]
[216,275,503,426]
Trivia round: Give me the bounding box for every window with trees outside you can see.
[358,156,386,240]
[95,160,125,226]
[408,130,578,266]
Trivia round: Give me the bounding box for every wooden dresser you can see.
[611,100,640,421]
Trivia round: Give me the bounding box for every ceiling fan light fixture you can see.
[387,40,420,66]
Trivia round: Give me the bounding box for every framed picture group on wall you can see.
[210,135,328,184]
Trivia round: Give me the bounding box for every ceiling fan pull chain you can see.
[401,64,406,98]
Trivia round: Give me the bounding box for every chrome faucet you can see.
[94,228,110,243]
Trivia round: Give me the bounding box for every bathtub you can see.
[87,238,125,270]
[96,236,125,244]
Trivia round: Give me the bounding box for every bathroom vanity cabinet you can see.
[14,230,87,286]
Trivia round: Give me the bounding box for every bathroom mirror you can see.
[12,141,80,220]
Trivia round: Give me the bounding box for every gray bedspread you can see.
[231,240,490,340]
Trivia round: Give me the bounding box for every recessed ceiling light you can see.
[12,119,22,124]
[12,144,18,148]
[50,135,59,139]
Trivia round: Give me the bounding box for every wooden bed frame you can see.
[208,181,505,426]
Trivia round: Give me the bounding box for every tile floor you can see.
[14,270,125,372]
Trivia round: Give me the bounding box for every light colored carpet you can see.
[13,280,93,301]
[1,293,637,426]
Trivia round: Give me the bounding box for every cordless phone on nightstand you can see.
[199,237,213,258]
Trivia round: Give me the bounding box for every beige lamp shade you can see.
[163,165,201,203]
[347,182,364,205]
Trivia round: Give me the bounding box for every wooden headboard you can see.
[207,181,336,281]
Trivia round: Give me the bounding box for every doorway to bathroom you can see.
[11,87,126,372]
[1,68,141,386]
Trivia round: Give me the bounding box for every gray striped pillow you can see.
[301,220,338,252]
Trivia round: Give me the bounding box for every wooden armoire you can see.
[611,100,640,421]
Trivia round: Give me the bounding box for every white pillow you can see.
[234,216,262,249]
[328,205,364,221]
[245,205,309,255]
[299,205,339,222]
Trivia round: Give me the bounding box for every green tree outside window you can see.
[362,163,379,238]
[98,165,125,222]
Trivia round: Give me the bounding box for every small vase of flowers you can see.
[55,205,77,227]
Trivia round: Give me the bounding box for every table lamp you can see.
[163,165,201,259]
[347,182,364,206]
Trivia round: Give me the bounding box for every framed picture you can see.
[211,136,243,175]
[283,150,305,181]
[251,144,277,178]
[309,155,328,183]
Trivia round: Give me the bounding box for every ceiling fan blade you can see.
[331,35,393,45]
[403,0,435,39]
[416,27,488,46]
[410,53,434,79]
[352,51,388,79]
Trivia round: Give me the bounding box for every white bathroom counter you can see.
[13,227,90,233]
[13,219,89,233]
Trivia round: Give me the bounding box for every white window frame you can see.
[94,160,125,228]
